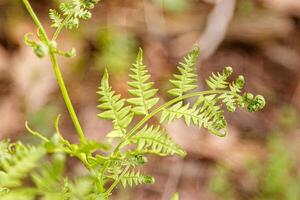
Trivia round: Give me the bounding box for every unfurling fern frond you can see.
[0,143,45,188]
[97,69,133,138]
[206,66,233,90]
[168,47,200,97]
[129,125,186,157]
[119,171,154,188]
[49,0,100,31]
[127,48,159,115]
[218,75,245,112]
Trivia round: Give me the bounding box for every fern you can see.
[127,48,159,115]
[160,96,226,136]
[119,170,154,188]
[97,69,133,138]
[168,47,200,97]
[206,66,233,90]
[49,0,99,31]
[129,125,186,157]
[0,142,45,188]
[49,9,63,28]
[14,0,267,199]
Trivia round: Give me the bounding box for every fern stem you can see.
[105,165,130,196]
[22,0,86,143]
[22,0,49,43]
[114,89,226,152]
[49,53,86,143]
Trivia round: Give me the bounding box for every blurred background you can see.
[1,0,300,199]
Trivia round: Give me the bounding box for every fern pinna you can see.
[0,0,265,199]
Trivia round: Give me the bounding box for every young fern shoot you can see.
[0,0,265,199]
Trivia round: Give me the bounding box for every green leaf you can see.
[49,0,100,31]
[130,125,186,157]
[127,48,159,115]
[206,66,233,90]
[0,143,45,188]
[49,9,63,28]
[119,171,154,188]
[160,95,227,137]
[97,69,133,138]
[168,47,200,97]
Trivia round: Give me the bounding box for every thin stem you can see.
[22,0,86,143]
[22,0,49,43]
[113,89,226,153]
[49,53,86,142]
[105,165,130,196]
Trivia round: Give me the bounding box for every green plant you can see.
[0,0,265,199]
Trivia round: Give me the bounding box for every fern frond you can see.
[127,48,159,115]
[206,67,233,90]
[129,125,186,157]
[218,75,245,112]
[0,141,10,161]
[49,9,63,28]
[0,143,45,188]
[97,69,133,138]
[49,0,100,31]
[160,95,227,136]
[31,153,66,197]
[0,188,36,200]
[119,170,154,188]
[168,47,200,97]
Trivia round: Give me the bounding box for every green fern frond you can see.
[119,170,154,188]
[129,125,186,157]
[0,188,36,200]
[31,153,66,197]
[0,141,10,161]
[218,75,245,112]
[127,48,159,115]
[0,143,45,188]
[49,0,99,31]
[160,96,227,136]
[243,93,266,112]
[49,9,63,28]
[97,69,133,138]
[168,47,200,97]
[206,67,233,90]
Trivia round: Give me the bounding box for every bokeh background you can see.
[1,0,300,199]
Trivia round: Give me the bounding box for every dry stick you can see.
[196,0,236,60]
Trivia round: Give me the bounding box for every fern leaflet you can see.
[168,47,200,97]
[127,48,159,115]
[0,143,45,188]
[97,69,133,138]
[119,170,154,188]
[206,66,233,90]
[129,125,186,157]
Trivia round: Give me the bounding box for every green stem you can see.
[22,0,86,143]
[22,0,49,43]
[49,53,86,142]
[113,89,226,153]
[105,165,130,196]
